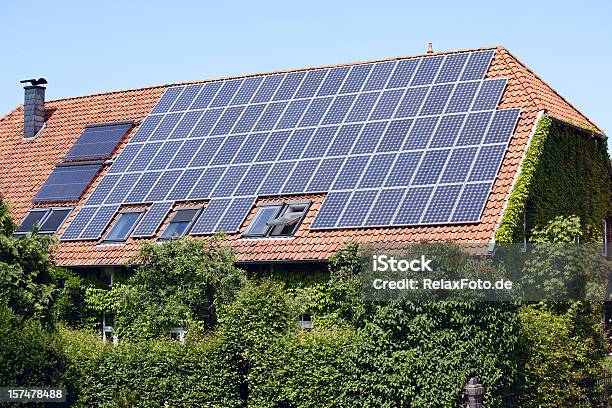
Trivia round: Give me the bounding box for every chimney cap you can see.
[427,43,433,54]
[20,78,47,87]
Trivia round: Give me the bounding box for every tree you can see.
[112,236,246,340]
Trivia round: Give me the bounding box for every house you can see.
[0,46,609,282]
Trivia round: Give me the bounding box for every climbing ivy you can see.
[496,116,610,243]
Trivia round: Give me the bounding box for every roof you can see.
[0,46,602,266]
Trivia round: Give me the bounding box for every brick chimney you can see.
[20,78,47,138]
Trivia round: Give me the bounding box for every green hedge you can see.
[62,330,241,407]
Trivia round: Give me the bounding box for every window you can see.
[170,327,186,343]
[103,211,143,242]
[159,208,202,240]
[299,314,313,330]
[15,207,72,235]
[244,201,310,238]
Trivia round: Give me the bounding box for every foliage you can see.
[62,329,241,408]
[0,192,15,236]
[111,237,246,340]
[0,305,71,392]
[248,328,357,408]
[518,305,607,407]
[496,117,610,243]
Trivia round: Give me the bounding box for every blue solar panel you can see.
[279,128,314,160]
[387,59,419,88]
[446,81,480,114]
[340,64,372,93]
[422,184,462,223]
[468,144,506,182]
[310,191,351,229]
[170,84,203,112]
[64,123,132,161]
[327,124,361,156]
[254,102,287,131]
[211,79,243,107]
[215,197,256,233]
[435,53,469,84]
[131,201,174,238]
[377,119,412,152]
[190,198,231,234]
[364,188,406,226]
[483,109,520,144]
[252,75,283,103]
[146,170,182,201]
[403,116,437,150]
[332,155,369,190]
[420,83,454,115]
[191,82,223,109]
[471,79,506,111]
[321,94,356,125]
[346,92,379,122]
[455,111,492,146]
[394,86,428,118]
[212,165,248,197]
[451,182,492,222]
[131,115,162,143]
[190,137,224,167]
[302,126,338,158]
[149,113,182,141]
[337,190,379,227]
[393,187,432,225]
[460,50,495,81]
[363,61,396,91]
[190,167,225,199]
[127,142,162,172]
[34,163,102,202]
[86,174,120,205]
[259,161,296,195]
[439,147,478,183]
[151,87,183,114]
[411,56,443,86]
[385,151,422,187]
[430,114,465,148]
[169,111,203,139]
[125,172,162,203]
[148,140,183,171]
[307,157,344,191]
[273,72,306,101]
[352,121,387,154]
[60,206,98,240]
[359,154,395,188]
[167,169,202,201]
[211,106,245,135]
[80,205,119,240]
[412,149,450,185]
[282,159,320,193]
[63,49,512,240]
[233,132,268,163]
[317,67,349,96]
[235,163,269,196]
[371,89,404,120]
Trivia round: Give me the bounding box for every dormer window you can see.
[244,201,310,238]
[159,208,202,240]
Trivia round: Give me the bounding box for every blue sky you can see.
[1,1,610,152]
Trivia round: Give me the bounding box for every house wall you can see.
[496,116,611,243]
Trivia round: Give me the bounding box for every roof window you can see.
[159,208,202,240]
[103,210,144,242]
[15,207,72,235]
[244,201,310,238]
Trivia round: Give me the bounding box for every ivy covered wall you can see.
[496,115,611,243]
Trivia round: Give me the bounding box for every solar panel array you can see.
[61,49,521,240]
[64,122,133,161]
[34,163,103,203]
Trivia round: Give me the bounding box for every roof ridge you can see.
[45,45,499,106]
[496,46,604,135]
[494,47,542,113]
